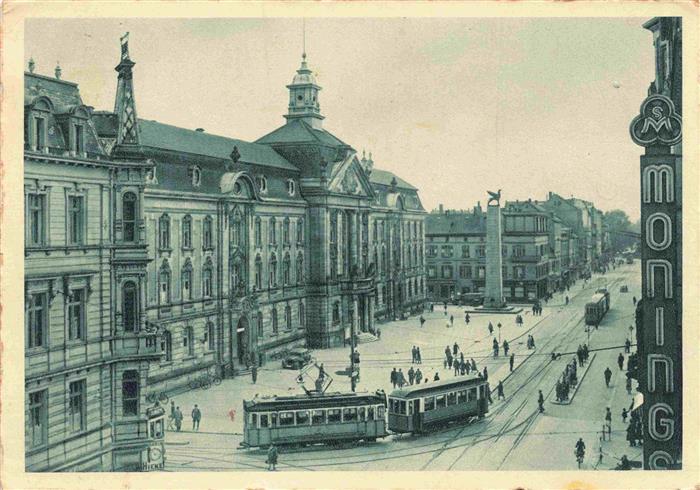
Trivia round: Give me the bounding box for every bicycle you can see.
[146,391,170,404]
[188,366,223,390]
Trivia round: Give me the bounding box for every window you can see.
[468,388,477,402]
[269,218,277,245]
[191,166,202,187]
[457,390,467,404]
[67,196,84,245]
[283,253,291,285]
[441,265,453,279]
[74,124,84,153]
[296,252,304,284]
[436,394,446,409]
[462,245,470,258]
[202,261,213,297]
[269,253,277,287]
[159,265,171,304]
[285,304,292,330]
[260,414,269,428]
[343,407,358,422]
[257,175,268,194]
[283,218,290,245]
[122,371,139,416]
[159,214,171,249]
[459,265,471,279]
[181,262,192,301]
[279,411,294,426]
[122,281,138,332]
[447,392,457,406]
[478,266,485,279]
[254,218,262,247]
[271,308,278,334]
[477,245,486,257]
[27,292,47,348]
[230,210,243,247]
[299,301,305,328]
[161,331,172,361]
[256,312,264,338]
[34,117,46,150]
[254,255,262,290]
[287,179,296,196]
[327,409,341,423]
[203,216,213,249]
[122,192,137,243]
[207,322,215,350]
[231,261,242,295]
[27,193,46,246]
[69,379,86,432]
[311,410,325,425]
[296,218,304,244]
[332,302,340,325]
[28,390,48,448]
[427,245,437,258]
[296,410,309,425]
[441,245,453,258]
[67,288,85,341]
[182,215,192,249]
[424,396,435,411]
[184,326,194,356]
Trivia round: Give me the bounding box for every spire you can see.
[284,22,324,129]
[113,32,140,146]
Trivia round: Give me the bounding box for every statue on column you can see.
[487,189,502,206]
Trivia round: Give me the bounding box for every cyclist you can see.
[575,438,586,468]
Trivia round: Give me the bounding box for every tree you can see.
[603,210,637,253]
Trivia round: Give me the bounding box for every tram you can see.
[585,292,610,326]
[387,376,489,434]
[242,391,388,448]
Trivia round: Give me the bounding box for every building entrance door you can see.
[236,316,249,366]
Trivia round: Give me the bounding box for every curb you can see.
[550,352,597,405]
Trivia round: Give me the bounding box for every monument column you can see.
[484,191,506,308]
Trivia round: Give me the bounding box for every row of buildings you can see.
[24,37,426,471]
[425,194,609,303]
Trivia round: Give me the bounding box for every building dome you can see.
[291,54,317,86]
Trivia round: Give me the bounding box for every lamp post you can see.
[498,324,502,344]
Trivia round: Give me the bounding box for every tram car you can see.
[387,376,489,434]
[242,391,388,448]
[585,292,610,326]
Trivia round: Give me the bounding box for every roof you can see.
[425,212,486,235]
[24,72,81,113]
[256,118,350,148]
[369,169,417,191]
[389,375,484,399]
[243,391,385,411]
[503,200,548,214]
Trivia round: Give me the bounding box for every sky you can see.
[25,17,654,220]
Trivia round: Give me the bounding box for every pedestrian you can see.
[447,355,453,370]
[604,367,612,388]
[408,366,415,385]
[583,343,589,361]
[503,340,509,357]
[174,406,183,432]
[434,372,440,381]
[618,353,625,371]
[465,360,471,375]
[633,296,637,306]
[626,421,636,447]
[488,322,494,335]
[460,359,466,375]
[624,338,631,354]
[509,353,514,372]
[454,361,460,376]
[497,381,505,400]
[530,335,536,349]
[416,347,422,364]
[465,313,470,324]
[251,365,258,384]
[626,376,632,395]
[415,368,422,384]
[538,390,545,413]
[420,315,425,328]
[411,345,417,364]
[605,407,612,432]
[267,444,278,471]
[397,368,406,388]
[319,363,326,380]
[622,408,628,423]
[377,327,381,339]
[471,358,477,372]
[493,338,499,357]
[483,366,488,381]
[191,404,201,431]
[555,379,562,402]
[391,367,398,389]
[460,352,465,364]
[565,295,569,305]
[453,342,459,356]
[450,314,454,327]
[168,401,176,430]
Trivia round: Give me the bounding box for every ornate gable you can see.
[328,153,374,198]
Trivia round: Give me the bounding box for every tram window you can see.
[296,410,310,425]
[436,394,446,409]
[359,407,366,421]
[424,397,435,411]
[279,412,295,426]
[327,409,341,423]
[408,402,414,415]
[368,406,375,420]
[251,413,258,427]
[260,414,269,428]
[343,407,358,422]
[377,405,385,419]
[468,388,477,402]
[479,386,486,399]
[271,413,278,426]
[457,390,467,404]
[399,401,406,415]
[311,410,325,425]
[447,392,457,406]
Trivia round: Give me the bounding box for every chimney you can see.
[439,204,444,214]
[195,128,205,132]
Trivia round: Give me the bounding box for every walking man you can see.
[415,368,422,385]
[509,353,515,372]
[174,406,183,432]
[465,313,470,324]
[604,367,612,388]
[251,364,258,384]
[538,390,545,413]
[453,342,459,356]
[617,353,625,371]
[408,366,415,385]
[633,296,637,306]
[488,322,494,335]
[411,345,417,364]
[497,380,505,400]
[267,444,278,471]
[168,401,176,430]
[624,338,631,354]
[626,376,632,395]
[416,347,422,364]
[191,404,201,431]
[391,367,398,389]
[503,340,510,357]
[493,338,499,357]
[605,407,612,439]
[565,295,569,305]
[483,366,488,381]
[450,314,454,327]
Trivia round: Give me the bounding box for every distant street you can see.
[163,261,640,471]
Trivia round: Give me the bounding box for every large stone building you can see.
[425,193,605,303]
[24,63,165,471]
[25,33,426,459]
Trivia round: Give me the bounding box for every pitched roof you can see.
[256,119,350,148]
[425,212,486,235]
[369,169,417,191]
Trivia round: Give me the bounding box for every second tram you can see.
[585,292,610,325]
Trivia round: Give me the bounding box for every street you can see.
[163,262,640,471]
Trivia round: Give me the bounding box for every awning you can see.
[632,392,644,412]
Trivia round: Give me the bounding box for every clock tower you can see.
[284,52,324,129]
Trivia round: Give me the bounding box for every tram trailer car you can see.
[242,391,388,448]
[585,292,610,326]
[387,376,489,434]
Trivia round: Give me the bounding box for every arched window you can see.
[271,307,278,334]
[254,218,262,247]
[207,322,215,350]
[123,281,138,332]
[257,175,268,194]
[283,253,291,285]
[202,259,213,297]
[161,330,172,361]
[299,301,305,328]
[296,252,304,284]
[254,255,262,290]
[256,312,264,338]
[283,218,290,245]
[230,208,243,247]
[159,214,170,249]
[285,304,292,330]
[269,217,277,245]
[231,260,243,295]
[287,179,296,196]
[269,253,278,287]
[182,215,192,249]
[184,326,194,356]
[203,216,213,249]
[123,192,137,243]
[296,218,304,244]
[181,260,193,301]
[158,262,171,304]
[191,166,202,187]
